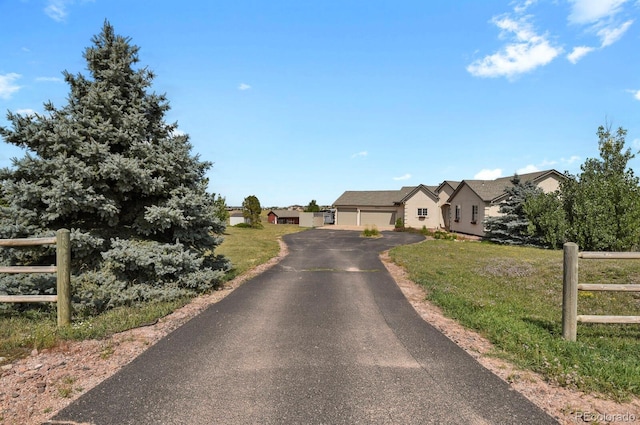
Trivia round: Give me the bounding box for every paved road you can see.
[51,229,557,424]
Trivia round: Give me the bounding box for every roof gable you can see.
[399,184,439,203]
[447,169,565,204]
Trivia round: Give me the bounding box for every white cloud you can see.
[35,76,63,83]
[467,16,562,79]
[474,169,503,179]
[597,19,633,47]
[44,0,69,22]
[567,46,595,63]
[513,0,538,14]
[0,73,22,99]
[629,89,640,100]
[632,138,640,150]
[517,164,540,174]
[238,83,251,91]
[351,151,368,158]
[567,1,633,50]
[15,109,36,116]
[568,0,628,25]
[562,155,581,165]
[539,159,558,167]
[393,174,411,181]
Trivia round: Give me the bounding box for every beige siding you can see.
[437,185,455,229]
[404,190,440,229]
[536,175,561,192]
[448,185,486,237]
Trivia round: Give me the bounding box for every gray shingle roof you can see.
[453,170,563,202]
[268,209,300,218]
[334,188,412,206]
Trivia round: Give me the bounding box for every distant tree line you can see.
[486,125,640,252]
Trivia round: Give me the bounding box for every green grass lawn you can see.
[0,223,305,364]
[217,224,306,280]
[390,239,640,401]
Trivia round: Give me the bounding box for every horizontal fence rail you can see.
[562,242,640,341]
[0,229,71,327]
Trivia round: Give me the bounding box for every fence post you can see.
[562,242,578,341]
[56,229,71,327]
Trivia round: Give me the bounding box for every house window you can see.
[417,208,428,217]
[454,205,461,222]
[471,205,478,224]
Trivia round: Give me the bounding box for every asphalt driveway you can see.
[51,229,557,424]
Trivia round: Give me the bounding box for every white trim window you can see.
[417,208,428,217]
[471,205,479,224]
[454,205,461,222]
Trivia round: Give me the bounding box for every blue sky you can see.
[1,0,640,207]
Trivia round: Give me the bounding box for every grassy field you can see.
[0,223,305,363]
[390,239,640,401]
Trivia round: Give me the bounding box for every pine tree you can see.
[484,175,543,246]
[0,22,229,313]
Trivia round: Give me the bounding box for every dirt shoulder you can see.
[1,237,639,425]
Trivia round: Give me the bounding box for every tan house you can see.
[447,170,565,237]
[333,183,454,229]
[332,170,564,236]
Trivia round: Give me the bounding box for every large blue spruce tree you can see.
[0,22,229,313]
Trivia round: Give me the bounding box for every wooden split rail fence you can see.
[0,229,71,327]
[562,242,640,341]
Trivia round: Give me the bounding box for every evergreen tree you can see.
[484,175,543,246]
[242,195,262,228]
[213,194,230,224]
[0,22,229,313]
[562,126,640,251]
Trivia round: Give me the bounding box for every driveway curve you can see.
[51,229,557,424]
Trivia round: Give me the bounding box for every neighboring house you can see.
[333,184,451,229]
[229,212,248,226]
[447,170,565,237]
[267,209,300,225]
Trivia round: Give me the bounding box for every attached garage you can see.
[360,210,396,227]
[336,208,358,226]
[333,189,410,228]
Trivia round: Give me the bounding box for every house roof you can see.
[399,184,439,203]
[268,209,300,218]
[334,182,454,207]
[333,188,413,207]
[436,180,461,193]
[448,170,565,203]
